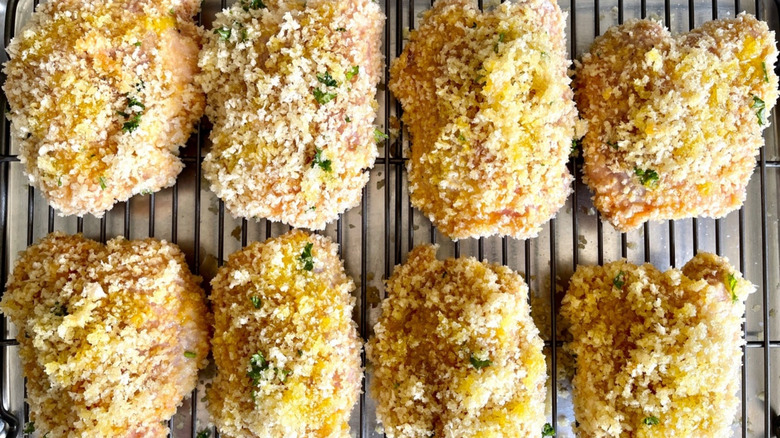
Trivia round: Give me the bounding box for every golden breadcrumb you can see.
[3,0,205,217]
[574,15,778,231]
[561,253,753,437]
[366,245,547,438]
[389,0,578,240]
[0,232,211,437]
[198,0,384,230]
[208,230,361,437]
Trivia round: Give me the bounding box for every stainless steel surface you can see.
[0,0,779,437]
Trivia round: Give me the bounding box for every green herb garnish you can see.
[542,423,555,436]
[634,167,659,187]
[336,27,347,32]
[345,116,351,122]
[278,368,291,382]
[312,147,332,172]
[251,295,262,308]
[297,349,303,356]
[241,0,266,10]
[571,139,581,157]
[98,176,107,190]
[214,26,232,40]
[248,351,269,385]
[184,351,197,359]
[607,141,618,150]
[458,133,466,142]
[317,71,338,87]
[493,32,505,53]
[752,95,766,126]
[345,65,359,81]
[57,177,62,187]
[122,113,142,133]
[23,422,35,434]
[196,429,211,438]
[127,96,145,110]
[762,62,769,83]
[727,273,738,302]
[374,128,388,143]
[300,242,314,271]
[642,416,660,426]
[469,354,491,370]
[313,88,336,105]
[134,41,142,47]
[168,8,175,16]
[613,270,625,289]
[52,302,67,316]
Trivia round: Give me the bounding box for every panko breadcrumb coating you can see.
[208,230,362,437]
[0,232,210,437]
[366,245,547,438]
[198,0,383,230]
[3,0,205,217]
[574,15,778,231]
[389,0,578,240]
[561,253,753,437]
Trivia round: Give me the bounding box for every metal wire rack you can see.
[0,0,779,436]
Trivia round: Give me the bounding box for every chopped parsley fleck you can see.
[542,423,556,436]
[345,65,359,81]
[313,88,336,105]
[634,167,659,187]
[134,41,142,47]
[140,189,153,195]
[762,62,769,83]
[23,421,35,434]
[607,141,618,150]
[98,176,107,190]
[278,368,291,382]
[214,26,232,40]
[613,270,625,289]
[642,416,660,426]
[300,242,314,271]
[571,139,581,157]
[458,133,466,142]
[241,0,266,9]
[247,351,269,385]
[336,27,347,31]
[727,273,738,302]
[317,71,338,87]
[127,96,145,110]
[297,349,303,356]
[345,116,351,122]
[51,302,67,316]
[374,128,388,143]
[184,351,197,359]
[752,95,766,126]
[122,113,142,133]
[196,429,211,438]
[494,32,506,53]
[169,8,175,15]
[251,295,262,308]
[57,177,62,187]
[312,148,332,172]
[469,354,491,369]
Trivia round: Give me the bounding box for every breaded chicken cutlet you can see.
[389,0,578,240]
[3,0,205,217]
[198,0,384,230]
[561,253,753,437]
[366,245,547,438]
[0,232,210,437]
[208,230,362,437]
[574,15,778,231]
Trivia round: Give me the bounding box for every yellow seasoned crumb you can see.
[574,15,778,231]
[0,232,211,437]
[389,0,578,240]
[3,0,205,217]
[561,253,753,437]
[366,245,547,438]
[198,0,384,230]
[208,229,361,437]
